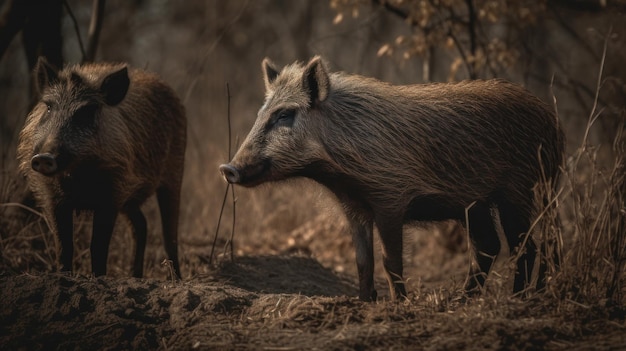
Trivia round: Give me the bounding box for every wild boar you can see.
[17,57,186,278]
[220,56,564,301]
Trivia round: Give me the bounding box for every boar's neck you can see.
[303,163,374,217]
[58,163,116,209]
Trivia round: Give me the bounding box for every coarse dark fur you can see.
[17,57,186,278]
[220,56,564,301]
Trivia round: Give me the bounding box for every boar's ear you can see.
[262,58,279,91]
[101,66,130,106]
[302,56,330,104]
[34,56,59,95]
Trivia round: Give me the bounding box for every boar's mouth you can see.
[219,159,271,187]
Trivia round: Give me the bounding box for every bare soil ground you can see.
[1,208,625,351]
[2,261,625,351]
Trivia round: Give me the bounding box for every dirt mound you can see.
[0,255,361,350]
[0,273,251,350]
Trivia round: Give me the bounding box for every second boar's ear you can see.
[262,58,279,91]
[34,56,59,96]
[302,56,330,104]
[101,66,130,106]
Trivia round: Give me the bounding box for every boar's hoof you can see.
[219,164,241,184]
[31,153,58,176]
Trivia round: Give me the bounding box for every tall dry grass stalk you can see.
[209,83,237,265]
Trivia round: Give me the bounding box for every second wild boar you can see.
[17,57,186,278]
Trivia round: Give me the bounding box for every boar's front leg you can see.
[156,184,181,279]
[125,206,147,278]
[350,217,377,301]
[91,207,118,276]
[54,203,74,272]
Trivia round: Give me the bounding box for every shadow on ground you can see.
[211,255,358,297]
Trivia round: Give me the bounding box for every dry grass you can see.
[550,116,626,306]
[542,40,625,307]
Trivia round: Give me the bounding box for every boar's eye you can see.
[72,104,99,126]
[41,101,52,114]
[270,109,296,129]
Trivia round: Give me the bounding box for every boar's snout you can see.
[219,164,241,184]
[31,153,58,176]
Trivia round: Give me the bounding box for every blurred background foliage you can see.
[329,0,625,141]
[1,0,624,154]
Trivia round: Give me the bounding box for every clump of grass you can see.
[0,151,58,274]
[537,37,625,307]
[551,119,625,306]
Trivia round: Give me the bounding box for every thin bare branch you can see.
[227,83,236,262]
[209,184,230,265]
[63,0,87,61]
[85,0,106,62]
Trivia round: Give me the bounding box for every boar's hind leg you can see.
[54,203,74,272]
[91,208,118,276]
[498,197,535,295]
[350,218,377,301]
[157,184,181,279]
[376,218,407,301]
[125,207,147,278]
[464,201,501,294]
